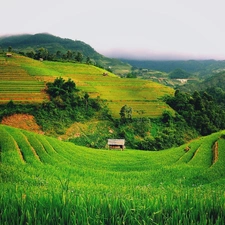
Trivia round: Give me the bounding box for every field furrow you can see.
[213,137,225,169]
[3,126,41,164]
[0,125,225,224]
[0,54,174,116]
[21,131,50,163]
[176,141,201,164]
[188,134,220,167]
[0,56,48,103]
[0,126,25,164]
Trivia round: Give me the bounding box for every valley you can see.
[0,33,225,224]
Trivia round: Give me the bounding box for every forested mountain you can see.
[0,33,131,74]
[179,71,225,93]
[0,33,99,57]
[122,59,225,77]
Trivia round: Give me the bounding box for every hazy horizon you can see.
[2,0,225,60]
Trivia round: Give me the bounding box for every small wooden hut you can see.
[6,53,12,57]
[108,139,125,150]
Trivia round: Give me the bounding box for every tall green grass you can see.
[0,125,225,224]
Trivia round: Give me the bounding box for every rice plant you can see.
[0,125,224,224]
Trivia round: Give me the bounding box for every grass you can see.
[0,53,174,118]
[0,124,225,224]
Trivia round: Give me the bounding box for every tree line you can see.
[19,47,91,64]
[166,89,225,136]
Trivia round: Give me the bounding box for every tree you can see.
[26,51,35,58]
[66,50,72,59]
[35,47,48,60]
[75,52,83,62]
[46,77,76,100]
[56,50,61,58]
[161,110,173,125]
[84,93,89,110]
[86,56,91,64]
[8,46,12,52]
[119,105,133,122]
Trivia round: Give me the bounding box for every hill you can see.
[121,59,225,91]
[0,33,131,75]
[178,71,225,93]
[121,58,225,76]
[0,124,225,224]
[0,53,174,118]
[194,71,225,91]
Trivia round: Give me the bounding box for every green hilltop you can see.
[0,33,131,75]
[0,124,225,224]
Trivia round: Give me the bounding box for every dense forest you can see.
[166,89,225,135]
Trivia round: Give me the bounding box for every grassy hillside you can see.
[0,33,132,74]
[0,53,174,118]
[0,125,225,224]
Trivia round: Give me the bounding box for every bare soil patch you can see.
[1,114,43,134]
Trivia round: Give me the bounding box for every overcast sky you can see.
[1,0,225,60]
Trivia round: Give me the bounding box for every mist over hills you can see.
[2,32,225,90]
[2,33,225,77]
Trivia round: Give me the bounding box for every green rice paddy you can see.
[0,55,48,103]
[0,124,224,224]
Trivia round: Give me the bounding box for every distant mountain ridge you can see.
[122,58,225,77]
[0,33,130,74]
[0,33,101,57]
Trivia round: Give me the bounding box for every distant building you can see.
[108,139,125,150]
[6,53,12,57]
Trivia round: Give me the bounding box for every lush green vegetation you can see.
[0,59,177,150]
[0,53,174,119]
[0,75,192,150]
[0,124,225,224]
[0,76,108,136]
[2,53,225,151]
[169,68,192,79]
[1,33,225,224]
[180,71,225,93]
[166,90,225,135]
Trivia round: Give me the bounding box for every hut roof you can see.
[108,139,125,145]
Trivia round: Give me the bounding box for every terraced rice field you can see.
[0,53,174,117]
[0,125,225,224]
[0,55,48,103]
[34,61,174,118]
